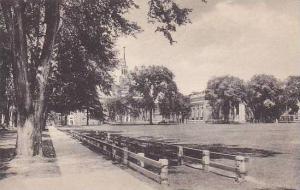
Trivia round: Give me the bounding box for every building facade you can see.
[187,91,247,123]
[67,110,101,126]
[188,91,212,123]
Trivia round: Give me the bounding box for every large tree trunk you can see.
[41,108,49,131]
[1,0,60,157]
[149,109,153,125]
[16,112,41,156]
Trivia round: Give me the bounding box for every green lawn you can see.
[66,123,300,189]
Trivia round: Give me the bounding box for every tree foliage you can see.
[246,74,285,122]
[105,95,142,122]
[284,76,300,114]
[158,85,191,122]
[0,0,194,156]
[130,65,177,124]
[205,76,246,123]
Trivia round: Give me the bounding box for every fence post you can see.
[137,153,145,167]
[103,145,107,155]
[123,147,128,165]
[202,150,210,172]
[159,159,169,186]
[178,146,184,165]
[235,156,246,182]
[112,144,117,160]
[107,133,111,142]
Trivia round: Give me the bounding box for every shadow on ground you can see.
[255,188,296,190]
[0,129,61,180]
[42,131,56,159]
[0,129,17,180]
[183,143,282,159]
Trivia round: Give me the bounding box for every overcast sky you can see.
[116,0,300,95]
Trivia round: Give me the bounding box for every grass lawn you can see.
[64,123,300,189]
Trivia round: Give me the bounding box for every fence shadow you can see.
[185,143,282,159]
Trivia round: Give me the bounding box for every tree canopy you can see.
[284,76,300,114]
[205,76,246,123]
[130,65,177,124]
[246,74,285,122]
[0,0,195,156]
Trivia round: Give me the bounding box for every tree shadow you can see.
[42,133,56,158]
[0,130,17,180]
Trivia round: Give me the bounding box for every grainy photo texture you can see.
[0,0,299,190]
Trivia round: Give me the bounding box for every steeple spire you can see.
[123,46,126,66]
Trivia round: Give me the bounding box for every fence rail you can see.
[68,130,169,185]
[65,129,249,183]
[178,146,248,181]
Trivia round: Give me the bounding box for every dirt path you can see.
[48,126,156,190]
[0,127,157,190]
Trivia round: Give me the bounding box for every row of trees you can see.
[0,0,194,157]
[106,65,191,125]
[205,75,300,123]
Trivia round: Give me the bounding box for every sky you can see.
[116,0,300,95]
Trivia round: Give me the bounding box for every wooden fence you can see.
[69,131,169,186]
[66,129,248,183]
[178,146,248,182]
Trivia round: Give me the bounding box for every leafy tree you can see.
[106,96,131,122]
[205,76,246,123]
[247,74,285,122]
[130,65,177,124]
[158,81,178,119]
[158,82,191,123]
[284,76,300,114]
[0,0,194,156]
[159,92,191,122]
[47,41,111,126]
[174,93,191,123]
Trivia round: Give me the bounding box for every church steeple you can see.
[121,46,128,75]
[118,46,129,97]
[123,46,126,66]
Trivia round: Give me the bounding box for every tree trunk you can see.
[4,104,10,127]
[16,113,34,156]
[1,0,60,157]
[64,114,68,125]
[149,109,153,125]
[86,108,89,126]
[41,107,49,131]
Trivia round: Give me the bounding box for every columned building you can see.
[188,91,212,123]
[187,91,247,123]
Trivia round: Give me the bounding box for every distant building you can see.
[52,110,101,126]
[187,91,247,123]
[279,101,300,123]
[67,110,101,126]
[188,91,212,123]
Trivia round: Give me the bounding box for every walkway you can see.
[0,126,156,190]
